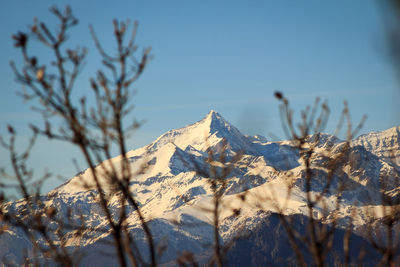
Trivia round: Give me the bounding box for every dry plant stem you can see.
[198,139,242,267]
[273,92,366,266]
[9,6,154,266]
[45,11,129,266]
[180,137,240,267]
[0,132,75,266]
[90,23,156,267]
[206,147,224,267]
[213,189,223,267]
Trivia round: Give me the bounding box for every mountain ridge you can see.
[2,110,400,266]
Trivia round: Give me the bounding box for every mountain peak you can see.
[146,110,252,154]
[205,109,222,120]
[201,110,230,133]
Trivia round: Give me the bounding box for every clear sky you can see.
[0,1,399,192]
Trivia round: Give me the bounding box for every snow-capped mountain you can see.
[1,110,400,266]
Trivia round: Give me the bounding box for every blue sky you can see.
[0,1,399,192]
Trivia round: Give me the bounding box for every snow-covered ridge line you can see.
[2,110,400,266]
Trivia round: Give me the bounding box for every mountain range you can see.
[2,110,400,266]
